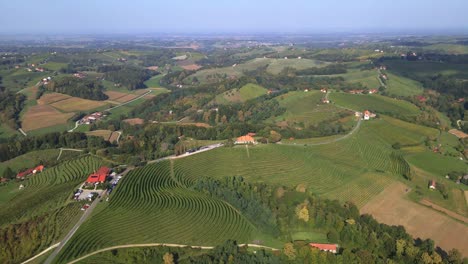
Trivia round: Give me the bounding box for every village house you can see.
[16,165,44,179]
[80,112,103,124]
[429,180,436,190]
[309,243,338,254]
[349,89,364,94]
[363,110,376,120]
[368,89,378,94]
[304,89,309,92]
[322,98,330,104]
[86,166,110,185]
[73,72,86,78]
[235,135,256,145]
[320,88,327,93]
[379,65,387,70]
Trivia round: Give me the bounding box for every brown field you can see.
[104,91,128,101]
[108,131,120,143]
[147,66,159,71]
[115,94,138,103]
[180,64,202,71]
[37,92,71,105]
[133,89,149,95]
[22,105,74,131]
[86,130,112,140]
[178,122,211,128]
[123,118,144,125]
[51,97,107,112]
[361,182,468,257]
[420,199,468,223]
[448,129,468,139]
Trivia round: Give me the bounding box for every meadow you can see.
[385,60,468,79]
[213,83,267,104]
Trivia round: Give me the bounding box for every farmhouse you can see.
[235,135,256,145]
[309,243,338,254]
[16,165,45,179]
[73,72,86,78]
[81,112,103,124]
[322,98,330,104]
[363,110,376,120]
[86,166,110,184]
[429,180,436,190]
[349,89,364,94]
[368,89,378,94]
[320,88,327,93]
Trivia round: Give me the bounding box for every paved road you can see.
[67,242,278,264]
[44,190,106,264]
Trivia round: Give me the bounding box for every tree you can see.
[283,243,297,260]
[296,204,309,222]
[447,249,462,264]
[395,239,406,257]
[421,252,433,264]
[163,252,174,264]
[327,230,339,243]
[2,167,15,179]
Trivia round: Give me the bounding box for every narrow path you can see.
[67,243,279,264]
[44,190,106,264]
[21,243,60,264]
[104,90,152,112]
[68,121,79,132]
[18,128,27,136]
[57,148,84,160]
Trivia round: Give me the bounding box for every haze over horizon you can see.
[1,0,468,35]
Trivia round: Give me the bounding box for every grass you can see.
[144,75,164,88]
[214,83,268,104]
[330,93,421,117]
[0,123,18,140]
[385,73,424,97]
[331,68,381,88]
[56,161,259,263]
[406,152,467,177]
[385,60,468,79]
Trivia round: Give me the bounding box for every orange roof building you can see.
[309,243,338,253]
[86,166,110,183]
[235,135,256,145]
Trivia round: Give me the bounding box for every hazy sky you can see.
[1,0,467,34]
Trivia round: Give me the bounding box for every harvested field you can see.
[22,105,74,131]
[51,97,107,112]
[104,91,128,101]
[108,131,120,143]
[123,118,144,125]
[361,182,468,257]
[420,199,468,223]
[37,93,71,105]
[86,130,112,141]
[115,94,138,103]
[180,64,202,71]
[448,129,468,139]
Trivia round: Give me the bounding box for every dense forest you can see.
[98,65,154,90]
[45,76,108,100]
[0,86,26,129]
[0,132,108,161]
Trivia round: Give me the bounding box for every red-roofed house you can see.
[86,166,110,184]
[16,165,45,179]
[309,243,338,254]
[429,180,436,190]
[235,135,256,145]
[363,110,371,120]
[368,89,378,94]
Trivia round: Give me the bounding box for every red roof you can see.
[86,166,110,183]
[17,168,34,178]
[309,243,337,252]
[236,135,255,143]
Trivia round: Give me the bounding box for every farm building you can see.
[86,166,110,184]
[322,98,330,104]
[81,112,103,124]
[368,89,378,94]
[320,88,327,93]
[363,110,376,120]
[309,243,338,254]
[349,89,364,94]
[429,180,437,190]
[16,165,44,179]
[235,135,256,145]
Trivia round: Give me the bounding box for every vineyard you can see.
[55,161,257,263]
[0,155,103,226]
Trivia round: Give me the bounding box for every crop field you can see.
[114,93,138,103]
[330,93,421,117]
[104,91,129,101]
[214,83,267,104]
[0,155,103,226]
[332,68,381,88]
[143,75,163,88]
[273,91,351,127]
[56,161,256,263]
[361,182,468,257]
[21,105,75,132]
[37,93,71,105]
[51,97,108,112]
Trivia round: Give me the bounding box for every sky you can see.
[1,0,467,34]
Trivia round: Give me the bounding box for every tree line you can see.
[0,86,26,129]
[45,76,108,100]
[98,65,154,90]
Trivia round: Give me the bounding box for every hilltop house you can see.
[309,243,338,254]
[368,89,378,94]
[81,112,103,124]
[16,165,44,179]
[86,166,110,184]
[429,180,436,190]
[235,135,256,145]
[363,110,376,120]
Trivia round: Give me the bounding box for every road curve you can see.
[67,243,279,264]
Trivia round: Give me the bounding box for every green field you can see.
[56,161,261,263]
[331,68,381,89]
[330,93,421,117]
[406,152,467,177]
[144,74,164,88]
[385,60,468,79]
[273,91,351,127]
[214,83,267,104]
[385,73,424,97]
[0,149,60,176]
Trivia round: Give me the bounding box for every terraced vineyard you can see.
[55,161,256,263]
[0,155,103,226]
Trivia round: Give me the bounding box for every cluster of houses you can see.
[73,72,86,79]
[41,76,52,85]
[348,89,379,95]
[80,112,104,125]
[16,165,45,179]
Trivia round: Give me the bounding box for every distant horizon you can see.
[1,0,467,36]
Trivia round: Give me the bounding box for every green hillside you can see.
[214,83,268,104]
[330,93,421,117]
[56,161,259,263]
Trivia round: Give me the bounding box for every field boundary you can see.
[21,243,60,264]
[66,243,279,264]
[419,199,468,224]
